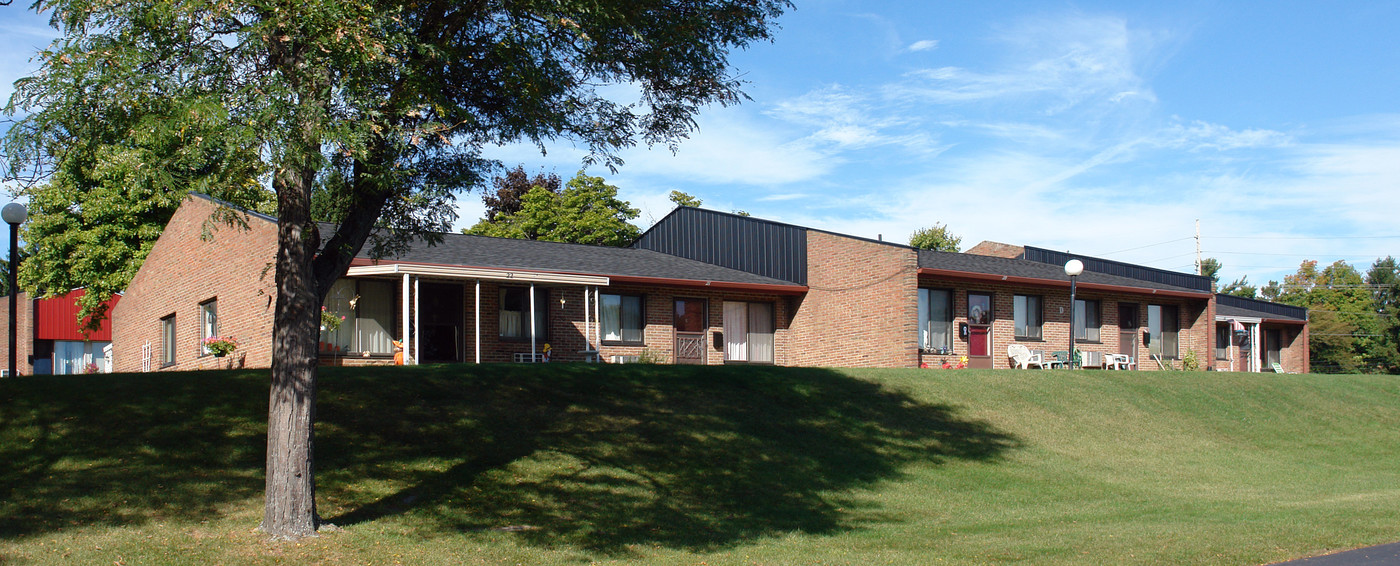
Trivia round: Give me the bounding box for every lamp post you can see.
[3,202,27,378]
[1065,259,1083,368]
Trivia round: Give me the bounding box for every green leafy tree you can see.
[909,223,962,252]
[4,0,789,539]
[1199,257,1222,290]
[482,165,562,222]
[465,172,640,246]
[668,190,703,208]
[1273,260,1378,373]
[1366,256,1400,373]
[1221,276,1257,298]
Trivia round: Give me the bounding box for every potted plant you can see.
[204,336,238,357]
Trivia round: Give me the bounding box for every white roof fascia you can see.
[346,263,609,286]
[1215,315,1262,323]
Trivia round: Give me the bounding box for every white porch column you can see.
[413,276,420,365]
[475,279,481,364]
[1250,324,1260,372]
[402,273,411,364]
[594,286,601,351]
[583,286,591,353]
[529,282,537,360]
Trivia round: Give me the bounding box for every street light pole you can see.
[3,203,28,378]
[1065,259,1083,369]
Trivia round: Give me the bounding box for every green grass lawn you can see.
[2,364,1398,565]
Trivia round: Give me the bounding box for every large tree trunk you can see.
[261,162,323,539]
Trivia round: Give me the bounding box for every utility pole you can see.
[1194,219,1202,275]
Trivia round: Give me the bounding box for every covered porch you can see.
[320,262,610,365]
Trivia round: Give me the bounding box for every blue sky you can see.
[4,1,1399,287]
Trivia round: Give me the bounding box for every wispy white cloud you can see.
[907,39,939,52]
[1159,120,1292,151]
[889,14,1156,114]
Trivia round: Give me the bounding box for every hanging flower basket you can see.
[321,306,346,332]
[204,336,238,357]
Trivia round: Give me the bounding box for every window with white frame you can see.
[1073,299,1101,342]
[723,301,774,363]
[199,299,218,355]
[601,293,644,344]
[1013,295,1043,340]
[918,288,953,353]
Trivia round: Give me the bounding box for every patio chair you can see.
[1025,349,1047,369]
[1049,351,1071,369]
[1106,354,1132,370]
[1007,344,1032,369]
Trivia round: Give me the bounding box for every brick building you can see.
[106,194,1309,372]
[0,288,121,375]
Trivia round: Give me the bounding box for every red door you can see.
[968,292,993,369]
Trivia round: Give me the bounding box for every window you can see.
[1073,299,1101,342]
[200,299,218,355]
[918,288,953,353]
[723,301,774,363]
[601,293,644,344]
[1215,324,1230,360]
[500,287,548,341]
[161,314,176,366]
[322,279,398,356]
[1013,295,1043,340]
[1147,304,1179,358]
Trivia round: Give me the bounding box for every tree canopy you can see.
[4,0,790,539]
[1270,259,1395,374]
[481,165,562,223]
[909,223,962,252]
[464,171,640,246]
[668,190,703,208]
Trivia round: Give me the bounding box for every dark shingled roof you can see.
[918,249,1210,295]
[360,231,802,287]
[1215,294,1307,322]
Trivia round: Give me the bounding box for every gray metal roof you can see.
[918,249,1210,295]
[361,231,802,288]
[1215,294,1308,322]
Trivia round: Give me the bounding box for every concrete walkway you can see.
[1273,542,1400,565]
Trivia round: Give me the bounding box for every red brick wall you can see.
[964,241,1025,259]
[788,231,919,368]
[112,196,278,372]
[0,292,35,376]
[411,282,791,366]
[915,275,1212,370]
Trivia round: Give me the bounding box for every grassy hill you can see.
[2,364,1398,565]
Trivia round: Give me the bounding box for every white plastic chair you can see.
[1008,344,1031,369]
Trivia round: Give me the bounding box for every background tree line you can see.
[1204,256,1400,374]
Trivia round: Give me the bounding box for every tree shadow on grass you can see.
[319,364,1019,554]
[0,371,268,539]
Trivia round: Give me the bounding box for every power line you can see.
[1095,237,1193,257]
[1212,235,1400,240]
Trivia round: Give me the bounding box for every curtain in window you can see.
[201,302,217,354]
[1015,295,1042,339]
[922,289,951,352]
[621,296,643,342]
[723,302,748,361]
[323,279,355,351]
[1161,305,1179,358]
[54,341,85,375]
[1074,300,1099,341]
[747,302,774,363]
[358,280,395,354]
[601,294,622,341]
